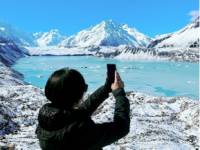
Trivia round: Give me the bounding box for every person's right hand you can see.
[111,71,124,91]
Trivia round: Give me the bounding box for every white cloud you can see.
[188,10,199,21]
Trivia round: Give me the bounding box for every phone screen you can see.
[107,64,116,83]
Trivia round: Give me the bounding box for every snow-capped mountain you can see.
[148,17,199,48]
[33,29,67,47]
[60,20,152,47]
[0,22,34,46]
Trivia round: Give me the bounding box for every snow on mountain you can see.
[0,85,46,149]
[0,61,25,85]
[94,46,199,62]
[148,17,200,49]
[60,20,151,48]
[96,93,199,150]
[114,47,159,61]
[33,29,67,47]
[122,24,152,47]
[0,86,199,150]
[0,22,34,46]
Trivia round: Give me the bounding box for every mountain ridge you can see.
[0,18,199,49]
[0,22,34,46]
[60,20,152,47]
[33,29,67,47]
[148,17,199,48]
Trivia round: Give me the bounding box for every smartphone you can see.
[107,64,116,83]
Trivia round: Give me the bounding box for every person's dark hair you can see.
[45,68,88,109]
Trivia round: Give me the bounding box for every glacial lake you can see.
[13,56,199,99]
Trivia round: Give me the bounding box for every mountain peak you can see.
[99,19,122,30]
[101,19,119,25]
[60,20,151,47]
[33,29,67,47]
[48,29,59,34]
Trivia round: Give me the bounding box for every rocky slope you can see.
[0,36,28,85]
[0,37,28,66]
[96,93,199,150]
[0,86,46,149]
[0,86,199,150]
[0,62,24,85]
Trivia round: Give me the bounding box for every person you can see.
[36,67,130,150]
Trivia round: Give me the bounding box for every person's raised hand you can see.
[111,71,124,91]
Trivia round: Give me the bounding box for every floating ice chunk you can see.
[37,75,44,78]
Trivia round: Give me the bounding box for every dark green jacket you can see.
[36,86,130,150]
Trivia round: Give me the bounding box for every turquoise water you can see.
[13,56,199,99]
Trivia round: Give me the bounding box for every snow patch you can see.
[0,86,199,150]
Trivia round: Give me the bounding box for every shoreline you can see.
[26,46,200,63]
[13,54,198,100]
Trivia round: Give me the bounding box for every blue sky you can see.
[0,0,198,37]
